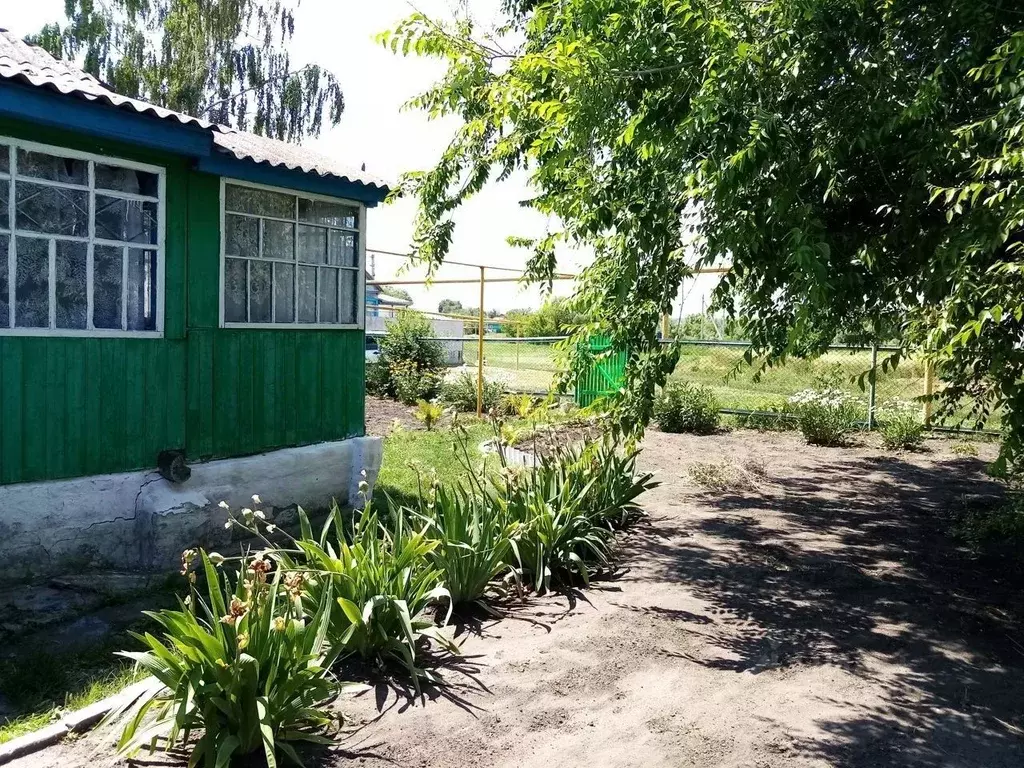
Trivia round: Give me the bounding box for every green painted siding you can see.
[0,119,365,485]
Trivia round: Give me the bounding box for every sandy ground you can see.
[15,430,1024,768]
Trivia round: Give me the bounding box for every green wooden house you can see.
[0,30,390,574]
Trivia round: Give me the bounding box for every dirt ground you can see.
[15,430,1024,768]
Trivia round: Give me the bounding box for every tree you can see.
[383,287,413,302]
[382,2,1024,463]
[438,298,464,315]
[30,0,343,141]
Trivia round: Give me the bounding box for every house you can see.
[0,30,390,575]
[365,278,413,319]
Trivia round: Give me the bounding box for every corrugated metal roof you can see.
[0,28,214,130]
[213,129,390,191]
[0,28,390,192]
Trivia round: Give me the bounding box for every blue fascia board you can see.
[0,81,211,157]
[197,154,388,207]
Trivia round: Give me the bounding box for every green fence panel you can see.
[576,335,627,407]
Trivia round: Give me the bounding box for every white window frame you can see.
[0,135,166,338]
[218,178,366,330]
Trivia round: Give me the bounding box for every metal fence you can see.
[368,332,999,432]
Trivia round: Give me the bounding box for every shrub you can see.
[878,400,925,451]
[414,399,444,430]
[654,381,720,434]
[439,372,505,412]
[391,360,442,405]
[371,311,446,401]
[953,495,1024,559]
[788,372,861,446]
[738,401,798,431]
[110,550,341,767]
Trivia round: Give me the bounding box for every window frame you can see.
[0,135,166,338]
[218,178,366,331]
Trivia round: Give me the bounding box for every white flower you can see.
[251,494,262,504]
[224,520,233,529]
[218,501,230,510]
[254,510,266,520]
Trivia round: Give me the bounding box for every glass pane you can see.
[16,182,88,236]
[93,245,123,329]
[224,214,258,258]
[17,149,87,185]
[298,198,357,228]
[0,181,7,230]
[249,260,271,323]
[328,231,357,267]
[340,269,358,324]
[262,219,294,260]
[55,240,87,329]
[297,265,316,323]
[274,262,294,323]
[15,236,48,328]
[95,164,159,197]
[224,257,247,322]
[95,195,157,244]
[297,225,327,265]
[224,185,294,218]
[0,234,8,327]
[0,145,9,175]
[319,268,338,323]
[127,249,157,331]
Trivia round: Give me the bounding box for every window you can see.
[0,138,164,335]
[221,181,362,327]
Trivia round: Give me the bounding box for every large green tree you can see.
[31,0,343,141]
[383,0,1024,462]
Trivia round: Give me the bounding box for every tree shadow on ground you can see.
[630,451,1024,767]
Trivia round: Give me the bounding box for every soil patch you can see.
[16,431,1024,767]
[365,396,422,436]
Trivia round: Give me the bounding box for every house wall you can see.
[0,118,364,486]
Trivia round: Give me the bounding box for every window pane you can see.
[298,198,357,228]
[16,182,88,236]
[224,214,258,258]
[95,195,157,244]
[224,185,294,218]
[319,268,338,323]
[17,149,87,185]
[127,249,157,331]
[297,225,327,264]
[55,240,87,329]
[93,245,123,329]
[0,181,8,230]
[340,269,358,324]
[224,258,247,322]
[95,164,159,197]
[274,262,294,323]
[328,231,357,267]
[15,237,48,328]
[297,265,316,323]
[0,145,9,175]
[249,260,272,323]
[262,219,294,260]
[0,234,8,327]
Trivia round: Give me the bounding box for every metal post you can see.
[477,267,485,417]
[867,343,878,429]
[660,313,670,341]
[923,360,935,425]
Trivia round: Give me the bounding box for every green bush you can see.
[953,495,1024,558]
[654,381,720,434]
[111,550,341,767]
[788,377,861,446]
[371,311,446,401]
[738,401,799,431]
[878,400,925,451]
[440,372,506,412]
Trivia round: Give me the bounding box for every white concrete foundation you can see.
[0,436,383,577]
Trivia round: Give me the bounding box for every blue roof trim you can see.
[0,81,211,157]
[197,154,388,206]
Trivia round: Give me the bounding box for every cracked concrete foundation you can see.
[0,436,383,578]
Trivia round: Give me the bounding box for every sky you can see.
[3,0,719,316]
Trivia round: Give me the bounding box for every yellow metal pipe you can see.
[923,360,935,425]
[477,267,486,417]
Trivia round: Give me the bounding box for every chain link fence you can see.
[370,330,999,433]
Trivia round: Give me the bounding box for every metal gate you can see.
[576,335,627,407]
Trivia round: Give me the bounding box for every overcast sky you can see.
[4,0,718,315]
